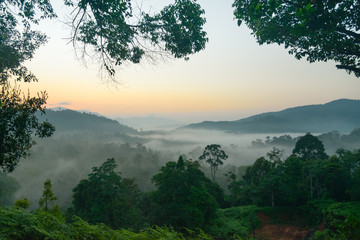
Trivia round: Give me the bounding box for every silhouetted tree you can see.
[67,0,208,79]
[1,0,207,171]
[2,0,207,81]
[292,133,328,161]
[0,84,54,172]
[1,0,55,172]
[233,0,360,77]
[199,144,228,182]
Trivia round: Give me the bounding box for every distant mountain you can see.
[39,109,137,134]
[116,116,185,131]
[181,99,360,133]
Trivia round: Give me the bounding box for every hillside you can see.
[38,109,137,135]
[182,99,360,133]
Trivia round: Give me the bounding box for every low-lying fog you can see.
[8,128,358,210]
[141,129,303,165]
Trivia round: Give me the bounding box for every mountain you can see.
[116,116,185,131]
[181,99,360,133]
[39,109,137,134]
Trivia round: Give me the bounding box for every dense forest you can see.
[1,131,360,239]
[1,0,360,239]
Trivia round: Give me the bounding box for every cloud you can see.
[48,101,71,106]
[57,101,71,106]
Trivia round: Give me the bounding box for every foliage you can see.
[0,207,71,239]
[233,0,360,77]
[0,0,56,83]
[0,83,54,172]
[39,179,58,212]
[199,144,228,182]
[0,0,207,171]
[228,143,360,208]
[208,205,260,239]
[150,156,223,230]
[14,198,30,209]
[66,0,207,78]
[309,201,360,240]
[0,206,216,239]
[71,158,145,230]
[0,173,20,205]
[0,0,55,173]
[292,133,328,161]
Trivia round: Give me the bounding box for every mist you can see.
[8,128,296,209]
[8,115,360,210]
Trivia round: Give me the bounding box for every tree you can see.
[0,0,207,171]
[1,0,55,172]
[71,158,144,229]
[0,0,56,84]
[242,156,282,207]
[151,156,222,230]
[2,0,207,80]
[233,0,360,77]
[199,144,228,182]
[65,0,208,78]
[324,156,351,201]
[0,173,20,205]
[0,84,55,172]
[14,198,30,209]
[292,133,328,161]
[39,179,58,212]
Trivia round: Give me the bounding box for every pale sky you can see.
[22,0,360,123]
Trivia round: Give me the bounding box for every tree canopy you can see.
[0,84,54,172]
[292,133,328,161]
[71,158,144,229]
[151,156,223,230]
[66,0,208,77]
[1,0,207,80]
[39,179,58,212]
[199,144,228,182]
[0,0,56,172]
[233,0,360,77]
[0,0,207,172]
[0,0,56,83]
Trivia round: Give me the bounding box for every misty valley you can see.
[1,103,360,239]
[2,0,360,238]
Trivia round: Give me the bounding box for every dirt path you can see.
[254,213,311,240]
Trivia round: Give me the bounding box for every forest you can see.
[1,130,360,239]
[1,0,360,239]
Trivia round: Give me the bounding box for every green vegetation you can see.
[0,84,55,172]
[0,133,359,239]
[39,179,58,212]
[199,144,228,182]
[0,207,215,239]
[1,0,207,174]
[1,1,360,238]
[233,0,360,77]
[71,158,144,230]
[150,156,223,230]
[229,134,360,207]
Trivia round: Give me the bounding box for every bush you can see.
[208,205,260,239]
[0,206,216,240]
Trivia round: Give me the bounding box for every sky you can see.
[22,0,360,123]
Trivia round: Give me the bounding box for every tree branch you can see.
[336,27,360,44]
[336,64,360,76]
